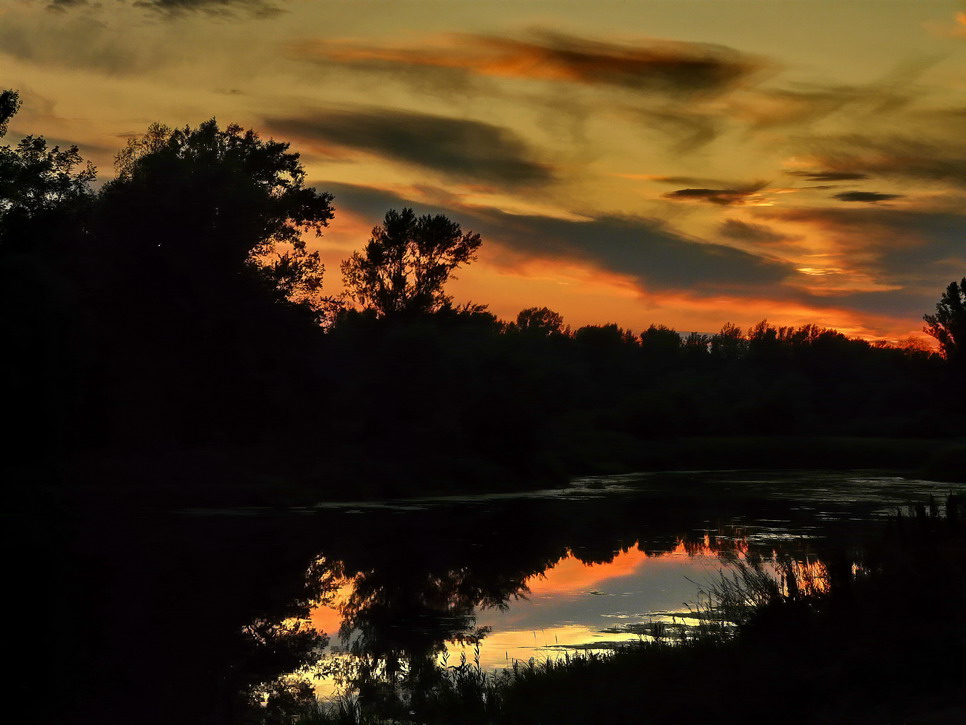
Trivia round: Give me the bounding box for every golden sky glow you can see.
[5,0,966,340]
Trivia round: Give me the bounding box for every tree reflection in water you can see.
[293,525,803,722]
[45,472,953,724]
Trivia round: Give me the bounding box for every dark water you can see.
[34,470,960,724]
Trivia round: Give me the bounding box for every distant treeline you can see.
[2,95,963,490]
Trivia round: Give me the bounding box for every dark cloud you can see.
[786,170,869,182]
[47,0,283,16]
[319,181,795,296]
[719,219,799,245]
[663,183,767,206]
[268,109,551,186]
[833,191,903,203]
[295,31,765,96]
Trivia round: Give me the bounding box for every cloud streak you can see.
[293,31,765,95]
[663,183,768,206]
[786,170,869,182]
[47,0,283,17]
[268,109,552,186]
[833,191,902,203]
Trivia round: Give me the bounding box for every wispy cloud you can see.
[796,134,966,187]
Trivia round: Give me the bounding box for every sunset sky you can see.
[4,0,965,340]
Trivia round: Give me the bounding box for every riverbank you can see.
[9,435,965,511]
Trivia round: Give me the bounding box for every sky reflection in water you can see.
[308,537,743,695]
[295,472,953,698]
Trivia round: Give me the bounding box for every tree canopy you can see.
[99,119,334,312]
[341,207,482,318]
[0,90,95,250]
[924,277,966,365]
[516,307,565,336]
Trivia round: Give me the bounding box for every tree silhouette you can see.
[0,89,97,459]
[0,90,20,136]
[341,207,482,318]
[0,89,95,249]
[516,306,565,336]
[924,277,966,365]
[84,119,335,447]
[99,119,333,312]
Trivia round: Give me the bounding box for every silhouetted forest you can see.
[3,92,965,496]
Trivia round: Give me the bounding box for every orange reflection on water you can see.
[526,546,651,598]
[527,535,749,599]
[308,578,356,638]
[786,558,830,595]
[301,534,773,696]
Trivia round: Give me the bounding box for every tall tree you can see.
[100,119,333,311]
[85,120,336,446]
[0,89,97,459]
[924,277,966,365]
[341,207,482,318]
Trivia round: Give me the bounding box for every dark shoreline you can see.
[10,435,965,511]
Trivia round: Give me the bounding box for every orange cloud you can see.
[293,31,764,94]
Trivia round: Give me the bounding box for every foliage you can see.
[341,207,482,318]
[0,89,95,248]
[102,119,333,311]
[515,306,565,336]
[1,98,338,457]
[924,277,966,365]
[0,89,19,136]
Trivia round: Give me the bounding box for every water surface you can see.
[43,469,961,723]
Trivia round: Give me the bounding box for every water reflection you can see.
[42,471,961,724]
[302,529,829,706]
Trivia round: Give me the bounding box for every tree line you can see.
[2,92,963,489]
